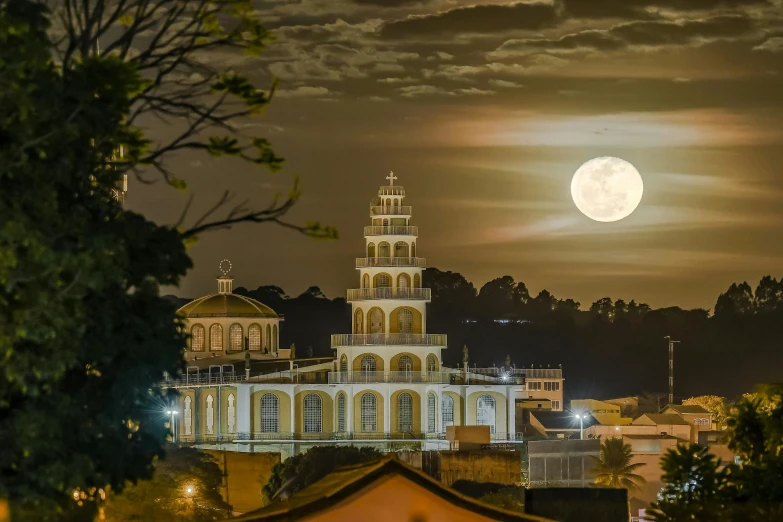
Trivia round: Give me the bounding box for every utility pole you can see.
[664,336,681,405]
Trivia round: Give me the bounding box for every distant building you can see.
[523,411,598,440]
[235,456,553,522]
[527,439,600,488]
[631,414,692,441]
[662,404,713,434]
[571,399,633,426]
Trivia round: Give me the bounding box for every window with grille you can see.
[413,274,421,288]
[361,393,377,432]
[477,394,496,434]
[367,243,375,257]
[378,242,390,257]
[398,273,410,288]
[191,324,205,351]
[552,400,560,410]
[398,354,412,372]
[428,393,436,433]
[248,324,261,350]
[376,274,391,287]
[398,393,413,432]
[337,393,346,432]
[528,381,541,391]
[229,323,243,350]
[370,309,383,333]
[394,241,409,258]
[398,309,413,333]
[209,324,223,351]
[427,355,436,372]
[261,393,279,433]
[361,355,376,374]
[340,355,348,373]
[303,394,322,433]
[544,381,560,391]
[363,274,370,288]
[442,395,454,432]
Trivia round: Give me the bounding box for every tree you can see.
[590,297,615,320]
[589,438,646,490]
[649,444,733,522]
[1,0,333,518]
[683,395,730,426]
[262,446,381,504]
[477,276,517,318]
[479,488,525,512]
[715,282,754,316]
[754,276,782,313]
[103,447,230,522]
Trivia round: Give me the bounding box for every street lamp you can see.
[575,414,584,440]
[166,409,179,443]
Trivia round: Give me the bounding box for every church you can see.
[165,174,564,457]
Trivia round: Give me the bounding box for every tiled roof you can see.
[665,404,710,415]
[634,414,690,426]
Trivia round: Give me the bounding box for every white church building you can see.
[165,174,564,456]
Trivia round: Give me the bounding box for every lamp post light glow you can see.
[184,485,195,497]
[166,409,179,443]
[575,414,584,440]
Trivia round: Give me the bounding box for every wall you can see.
[528,439,600,488]
[398,451,521,486]
[202,450,281,514]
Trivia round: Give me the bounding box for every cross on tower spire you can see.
[386,171,397,186]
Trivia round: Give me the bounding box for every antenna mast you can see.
[664,336,681,405]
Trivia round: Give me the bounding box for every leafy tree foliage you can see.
[715,282,755,316]
[103,447,230,522]
[683,395,730,425]
[589,438,646,491]
[261,446,381,504]
[649,444,733,522]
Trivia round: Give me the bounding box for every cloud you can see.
[427,51,455,61]
[456,87,495,96]
[422,64,485,82]
[275,86,339,98]
[364,96,392,101]
[372,63,407,73]
[559,0,772,20]
[377,76,418,83]
[380,2,559,39]
[489,79,525,88]
[753,36,783,52]
[398,85,454,97]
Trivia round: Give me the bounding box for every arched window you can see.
[367,243,376,257]
[206,394,215,434]
[272,324,278,351]
[398,392,413,432]
[398,308,413,333]
[477,394,496,434]
[369,309,383,333]
[442,395,454,433]
[428,392,437,433]
[382,218,389,226]
[394,241,409,258]
[427,354,436,372]
[340,354,348,373]
[361,393,377,432]
[393,198,399,206]
[227,393,236,433]
[378,241,390,257]
[398,354,413,372]
[337,393,346,432]
[261,393,279,433]
[413,273,421,288]
[397,273,410,289]
[354,308,364,334]
[209,324,223,351]
[184,396,193,435]
[191,324,205,351]
[385,198,391,206]
[303,394,322,433]
[266,324,272,352]
[376,274,391,288]
[248,324,261,351]
[362,274,370,288]
[411,242,416,257]
[361,355,376,374]
[229,323,243,351]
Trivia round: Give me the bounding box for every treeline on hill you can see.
[165,273,783,400]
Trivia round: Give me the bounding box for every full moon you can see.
[570,156,644,222]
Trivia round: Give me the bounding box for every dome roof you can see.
[178,293,279,319]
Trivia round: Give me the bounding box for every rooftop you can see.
[664,404,711,415]
[633,414,691,426]
[177,293,278,318]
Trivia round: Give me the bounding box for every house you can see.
[235,456,553,522]
[570,399,633,426]
[631,414,692,441]
[662,404,714,433]
[525,411,598,439]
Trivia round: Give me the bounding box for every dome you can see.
[178,293,278,319]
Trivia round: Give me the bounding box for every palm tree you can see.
[589,438,647,491]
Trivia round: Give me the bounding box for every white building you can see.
[166,174,560,456]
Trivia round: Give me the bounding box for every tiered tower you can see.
[332,173,447,378]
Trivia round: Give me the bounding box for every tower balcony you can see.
[331,333,447,348]
[347,288,431,301]
[364,225,418,236]
[370,205,412,216]
[356,257,426,268]
[378,186,405,196]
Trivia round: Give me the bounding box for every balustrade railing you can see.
[331,333,447,347]
[176,431,524,444]
[347,288,431,301]
[364,226,418,236]
[328,371,451,384]
[370,205,412,216]
[355,257,426,268]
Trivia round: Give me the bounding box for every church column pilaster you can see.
[290,387,296,435]
[237,385,251,437]
[507,386,516,441]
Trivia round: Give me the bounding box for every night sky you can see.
[130,0,783,309]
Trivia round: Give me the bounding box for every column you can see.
[383,387,390,433]
[507,386,516,441]
[346,386,353,436]
[435,386,442,435]
[290,387,296,435]
[461,386,469,425]
[237,385,251,437]
[420,389,428,435]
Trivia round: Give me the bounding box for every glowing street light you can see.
[574,414,585,440]
[184,485,195,497]
[166,409,179,442]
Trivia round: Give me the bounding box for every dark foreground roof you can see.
[234,456,553,522]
